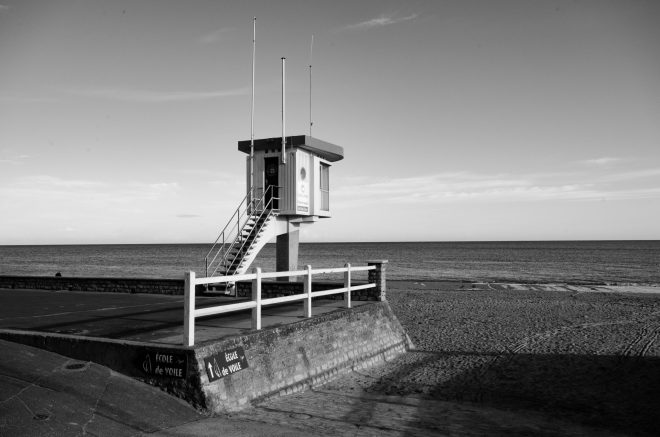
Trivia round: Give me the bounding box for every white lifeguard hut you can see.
[204,135,343,279]
[204,22,342,280]
[238,135,343,217]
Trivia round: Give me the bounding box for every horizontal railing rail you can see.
[183,263,376,346]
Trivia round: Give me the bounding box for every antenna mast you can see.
[249,17,256,205]
[281,57,286,164]
[309,34,313,138]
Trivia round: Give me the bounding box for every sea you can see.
[1,241,659,285]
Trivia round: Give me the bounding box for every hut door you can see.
[264,157,279,210]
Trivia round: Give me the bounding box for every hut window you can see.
[320,163,330,210]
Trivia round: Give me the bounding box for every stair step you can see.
[229,247,250,255]
[207,208,276,277]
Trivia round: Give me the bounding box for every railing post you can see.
[304,265,312,317]
[237,211,241,242]
[367,260,388,301]
[251,267,262,330]
[248,186,253,215]
[344,263,351,308]
[183,271,195,346]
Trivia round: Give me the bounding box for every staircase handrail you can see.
[205,185,279,278]
[210,185,278,278]
[216,186,279,277]
[204,186,256,276]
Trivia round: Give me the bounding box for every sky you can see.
[1,0,659,244]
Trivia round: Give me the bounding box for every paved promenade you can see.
[0,288,368,345]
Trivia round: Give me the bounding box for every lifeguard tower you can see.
[204,135,343,279]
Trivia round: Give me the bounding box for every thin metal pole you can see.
[309,34,313,139]
[250,17,256,208]
[281,57,286,164]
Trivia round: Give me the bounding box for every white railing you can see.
[183,264,376,346]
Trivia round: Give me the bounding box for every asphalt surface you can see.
[0,288,369,345]
[0,339,313,437]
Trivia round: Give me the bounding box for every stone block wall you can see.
[0,275,189,295]
[368,260,388,301]
[235,280,380,301]
[194,300,411,412]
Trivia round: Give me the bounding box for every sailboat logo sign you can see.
[204,346,249,382]
[141,351,188,379]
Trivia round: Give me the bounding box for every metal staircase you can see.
[205,185,279,279]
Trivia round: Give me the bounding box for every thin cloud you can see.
[66,86,250,103]
[0,95,54,103]
[598,168,660,182]
[177,168,240,180]
[333,168,660,207]
[2,175,180,204]
[0,5,10,12]
[199,27,234,44]
[12,175,107,189]
[0,155,29,165]
[341,13,418,31]
[579,157,622,167]
[149,182,180,191]
[0,176,186,238]
[176,214,201,218]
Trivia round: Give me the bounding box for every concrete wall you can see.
[193,301,411,412]
[0,275,187,295]
[235,280,381,301]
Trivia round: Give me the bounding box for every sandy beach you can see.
[227,281,658,436]
[309,281,659,435]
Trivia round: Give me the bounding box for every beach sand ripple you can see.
[318,282,660,436]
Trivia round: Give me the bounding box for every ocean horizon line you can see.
[1,239,659,247]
